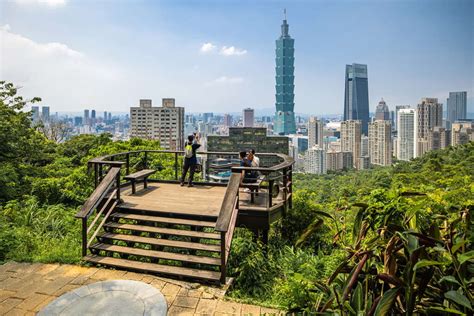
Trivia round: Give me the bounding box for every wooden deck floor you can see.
[120,182,284,216]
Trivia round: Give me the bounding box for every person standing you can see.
[180,134,201,187]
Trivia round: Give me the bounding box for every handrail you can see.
[76,167,121,218]
[215,172,241,283]
[76,166,121,257]
[215,172,241,232]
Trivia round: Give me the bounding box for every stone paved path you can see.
[0,262,283,315]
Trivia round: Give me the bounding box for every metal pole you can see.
[126,153,130,175]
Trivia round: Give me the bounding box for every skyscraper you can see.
[446,92,467,128]
[31,106,40,122]
[344,63,369,135]
[340,120,362,169]
[396,108,418,161]
[84,109,90,125]
[224,114,232,127]
[304,146,326,175]
[368,120,392,166]
[243,108,254,127]
[41,106,50,122]
[308,116,323,149]
[428,127,451,151]
[394,105,411,131]
[451,121,473,146]
[274,10,296,135]
[375,98,390,121]
[417,98,443,139]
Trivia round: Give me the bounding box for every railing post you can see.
[82,217,87,256]
[99,164,103,182]
[220,232,226,284]
[126,153,130,175]
[174,152,178,180]
[289,165,293,209]
[94,163,98,188]
[268,179,274,208]
[283,167,288,209]
[116,171,121,201]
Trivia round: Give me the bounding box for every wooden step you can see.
[99,233,221,252]
[104,222,220,240]
[90,243,221,266]
[116,204,218,220]
[111,213,216,228]
[84,255,221,282]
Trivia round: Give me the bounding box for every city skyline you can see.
[1,0,473,115]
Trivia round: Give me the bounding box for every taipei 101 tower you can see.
[274,9,296,135]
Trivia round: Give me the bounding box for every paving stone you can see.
[32,295,56,312]
[124,271,145,281]
[0,297,23,315]
[69,267,99,285]
[202,291,216,299]
[168,305,196,315]
[261,307,282,315]
[141,275,155,283]
[0,277,24,291]
[0,262,17,274]
[216,300,242,314]
[241,303,261,315]
[53,284,79,296]
[90,268,127,280]
[165,295,176,306]
[174,295,199,309]
[16,293,50,311]
[7,263,42,279]
[195,298,218,314]
[162,282,182,296]
[0,290,16,303]
[35,264,60,275]
[150,278,167,289]
[36,277,75,295]
[0,271,16,282]
[179,288,203,298]
[4,307,33,316]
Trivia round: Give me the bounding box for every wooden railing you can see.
[215,172,242,283]
[75,167,121,256]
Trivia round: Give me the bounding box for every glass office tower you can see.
[274,13,296,135]
[344,63,369,135]
[446,91,467,129]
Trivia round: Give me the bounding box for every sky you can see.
[1,0,473,115]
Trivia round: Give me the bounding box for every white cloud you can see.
[14,0,67,7]
[0,25,122,109]
[205,76,244,86]
[219,46,247,56]
[200,42,216,53]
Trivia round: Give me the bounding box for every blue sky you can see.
[1,0,473,115]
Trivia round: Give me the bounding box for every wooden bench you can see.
[124,169,157,194]
[241,175,265,203]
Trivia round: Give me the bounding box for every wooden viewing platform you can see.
[76,150,293,284]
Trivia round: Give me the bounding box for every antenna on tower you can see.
[284,8,287,20]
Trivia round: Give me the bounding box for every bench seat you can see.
[124,169,156,194]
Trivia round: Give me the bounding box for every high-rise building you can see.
[308,116,323,149]
[108,112,112,121]
[274,10,296,135]
[243,108,255,127]
[304,146,326,175]
[31,106,40,122]
[428,127,451,151]
[130,98,185,150]
[104,111,107,121]
[326,151,353,171]
[202,113,213,123]
[375,98,390,121]
[368,120,392,166]
[344,63,369,135]
[396,108,418,161]
[91,109,96,125]
[224,114,232,127]
[41,106,50,122]
[451,121,473,146]
[84,110,90,125]
[361,135,369,157]
[417,98,443,139]
[340,120,362,169]
[394,105,411,131]
[74,117,83,126]
[447,92,467,128]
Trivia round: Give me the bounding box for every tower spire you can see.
[284,8,287,20]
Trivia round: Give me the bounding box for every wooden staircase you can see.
[76,167,241,284]
[85,208,223,283]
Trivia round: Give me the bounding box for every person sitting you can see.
[180,133,201,187]
[250,149,260,167]
[239,151,258,194]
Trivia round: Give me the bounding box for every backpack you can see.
[184,142,193,158]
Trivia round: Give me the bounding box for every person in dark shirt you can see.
[180,134,201,187]
[239,151,257,183]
